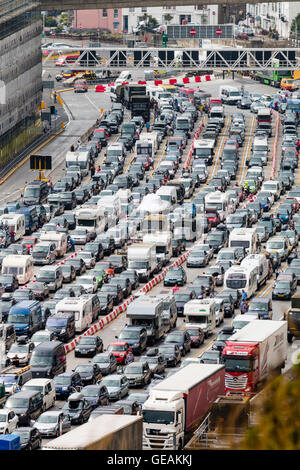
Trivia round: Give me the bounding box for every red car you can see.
[136,156,152,170]
[205,209,221,227]
[286,198,299,213]
[185,326,205,347]
[21,236,38,253]
[107,342,134,365]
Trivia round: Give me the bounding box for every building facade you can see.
[122,6,219,34]
[0,0,42,168]
[73,9,122,34]
[246,2,300,38]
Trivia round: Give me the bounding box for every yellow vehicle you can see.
[280,71,300,91]
[160,84,177,94]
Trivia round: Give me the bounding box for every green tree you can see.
[45,16,57,27]
[55,24,64,34]
[141,13,159,29]
[242,364,300,449]
[164,14,173,24]
[290,14,300,37]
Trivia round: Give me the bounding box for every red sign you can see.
[216,28,222,36]
[190,28,197,36]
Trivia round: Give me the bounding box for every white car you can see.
[79,252,96,269]
[7,340,35,366]
[31,331,56,348]
[0,409,18,434]
[76,275,98,294]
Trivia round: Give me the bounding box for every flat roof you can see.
[228,320,286,343]
[153,364,223,393]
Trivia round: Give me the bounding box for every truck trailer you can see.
[42,415,142,450]
[142,364,225,450]
[222,320,287,396]
[127,243,157,282]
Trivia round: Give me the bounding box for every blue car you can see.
[248,297,273,319]
[54,372,82,399]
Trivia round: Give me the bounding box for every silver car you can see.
[33,410,71,437]
[78,252,96,269]
[101,374,129,401]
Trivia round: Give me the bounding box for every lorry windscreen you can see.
[142,409,174,424]
[224,357,252,372]
[187,315,208,323]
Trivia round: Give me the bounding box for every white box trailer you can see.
[42,415,142,450]
[127,243,157,282]
[223,320,287,395]
[143,231,172,266]
[241,253,270,288]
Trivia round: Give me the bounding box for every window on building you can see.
[114,9,118,18]
[113,22,118,29]
[141,8,147,12]
[102,8,107,17]
[129,8,135,12]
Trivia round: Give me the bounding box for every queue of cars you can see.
[0,81,299,448]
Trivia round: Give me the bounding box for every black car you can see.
[110,277,131,298]
[61,264,76,283]
[222,289,241,309]
[74,336,103,358]
[215,292,235,317]
[74,189,89,204]
[84,242,104,261]
[272,277,297,300]
[63,213,76,230]
[164,266,187,287]
[119,270,139,290]
[158,344,181,367]
[53,287,75,301]
[13,427,42,450]
[92,352,118,375]
[95,235,115,255]
[107,254,127,273]
[97,293,114,315]
[164,330,191,356]
[101,283,123,305]
[64,258,86,276]
[0,294,17,322]
[0,273,18,294]
[80,384,110,408]
[62,392,93,425]
[211,326,235,353]
[74,363,102,385]
[174,289,196,317]
[115,398,142,415]
[117,326,147,355]
[200,350,223,364]
[193,274,214,296]
[12,288,35,302]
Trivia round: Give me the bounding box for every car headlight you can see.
[61,329,66,334]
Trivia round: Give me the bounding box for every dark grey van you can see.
[4,389,43,425]
[30,341,66,378]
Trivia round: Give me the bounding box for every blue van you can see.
[7,300,43,336]
[16,206,39,234]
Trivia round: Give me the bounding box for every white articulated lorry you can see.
[142,364,225,450]
[127,243,157,282]
[42,415,142,450]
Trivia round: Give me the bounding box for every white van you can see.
[205,191,230,222]
[0,214,25,241]
[241,253,270,288]
[232,314,258,330]
[2,255,34,285]
[229,228,258,255]
[40,232,67,257]
[219,86,242,105]
[22,378,56,411]
[261,180,281,201]
[55,297,93,333]
[156,186,177,205]
[183,299,216,337]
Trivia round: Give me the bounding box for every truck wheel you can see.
[178,439,183,450]
[288,333,293,343]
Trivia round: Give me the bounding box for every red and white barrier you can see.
[271,109,280,180]
[64,247,193,354]
[95,75,215,92]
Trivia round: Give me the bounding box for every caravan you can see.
[183,299,216,337]
[224,265,258,298]
[55,297,93,333]
[205,192,231,222]
[0,214,25,241]
[241,253,270,288]
[2,255,34,285]
[75,207,106,234]
[228,228,258,254]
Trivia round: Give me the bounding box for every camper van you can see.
[0,214,25,241]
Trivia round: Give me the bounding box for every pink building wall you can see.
[73,9,122,34]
